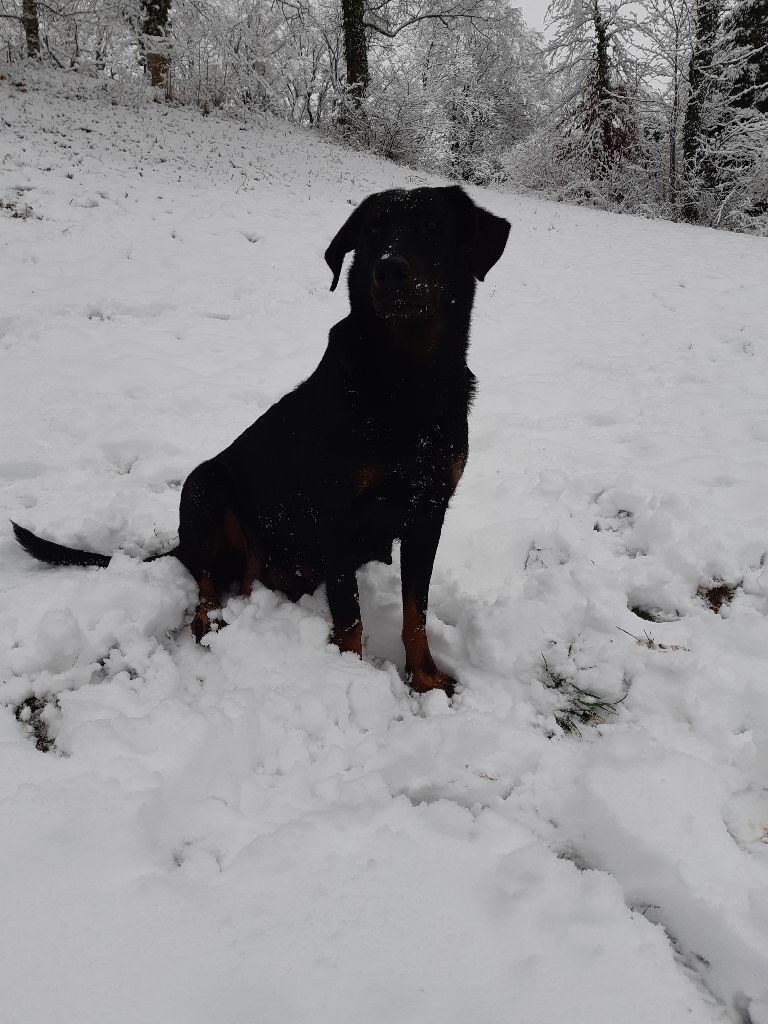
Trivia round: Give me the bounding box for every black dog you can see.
[13,185,509,696]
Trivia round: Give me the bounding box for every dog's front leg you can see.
[400,504,456,698]
[320,520,363,657]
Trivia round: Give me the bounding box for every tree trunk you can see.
[145,51,169,88]
[669,111,677,198]
[682,0,720,182]
[341,0,369,99]
[592,0,611,154]
[667,20,684,204]
[22,0,40,57]
[142,0,171,90]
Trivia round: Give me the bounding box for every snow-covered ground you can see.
[2,68,768,1024]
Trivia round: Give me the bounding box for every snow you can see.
[2,67,768,1023]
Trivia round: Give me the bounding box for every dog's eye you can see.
[367,219,385,237]
[423,219,440,234]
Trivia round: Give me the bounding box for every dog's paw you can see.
[191,605,223,644]
[407,668,456,699]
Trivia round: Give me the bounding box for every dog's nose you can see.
[374,255,412,285]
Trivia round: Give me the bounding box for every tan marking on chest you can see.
[449,455,467,492]
[354,464,383,496]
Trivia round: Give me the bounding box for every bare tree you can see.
[545,0,641,172]
[632,0,694,200]
[337,0,495,97]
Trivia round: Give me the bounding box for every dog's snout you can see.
[374,255,412,286]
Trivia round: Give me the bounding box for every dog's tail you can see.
[11,521,177,569]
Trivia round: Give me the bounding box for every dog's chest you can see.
[348,421,456,513]
[355,412,452,475]
[333,366,470,511]
[353,458,418,501]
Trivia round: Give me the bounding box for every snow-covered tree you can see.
[682,0,720,187]
[22,0,40,54]
[141,0,171,87]
[677,0,768,224]
[722,0,768,112]
[632,0,694,201]
[529,0,646,195]
[332,0,543,178]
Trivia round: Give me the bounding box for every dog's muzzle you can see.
[371,255,437,319]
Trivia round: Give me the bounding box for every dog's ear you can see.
[471,203,510,282]
[445,187,510,281]
[325,200,369,292]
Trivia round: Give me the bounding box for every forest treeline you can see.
[2,0,767,232]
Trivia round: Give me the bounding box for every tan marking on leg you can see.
[402,594,456,697]
[191,574,221,643]
[240,547,264,597]
[330,619,363,657]
[402,593,433,673]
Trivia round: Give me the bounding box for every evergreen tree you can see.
[682,0,721,180]
[724,0,768,112]
[680,0,768,223]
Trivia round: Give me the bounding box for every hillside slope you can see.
[2,69,768,1024]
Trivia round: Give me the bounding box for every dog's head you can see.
[325,186,510,322]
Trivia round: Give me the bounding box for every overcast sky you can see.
[515,0,551,33]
